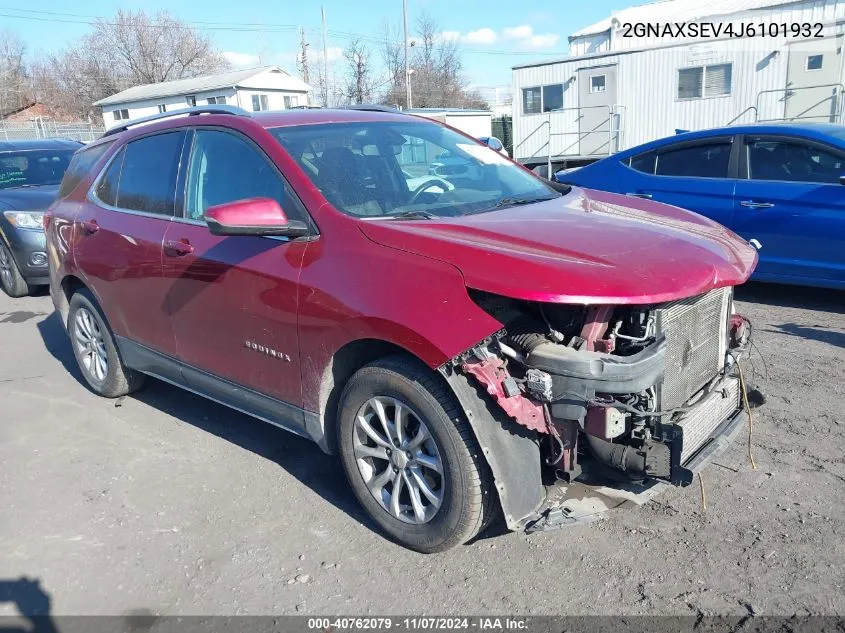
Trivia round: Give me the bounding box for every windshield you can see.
[0,149,76,190]
[271,121,559,218]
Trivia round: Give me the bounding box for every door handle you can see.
[164,239,195,257]
[740,200,775,209]
[626,192,652,199]
[79,219,99,235]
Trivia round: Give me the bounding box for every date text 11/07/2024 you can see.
[306,618,528,630]
[621,21,824,39]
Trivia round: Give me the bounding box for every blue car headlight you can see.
[3,210,44,230]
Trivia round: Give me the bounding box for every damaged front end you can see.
[441,287,760,532]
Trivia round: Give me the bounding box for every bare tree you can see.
[0,29,29,115]
[342,39,374,105]
[377,12,488,110]
[31,10,228,122]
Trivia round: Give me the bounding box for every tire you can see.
[0,241,31,298]
[337,355,494,553]
[67,289,145,398]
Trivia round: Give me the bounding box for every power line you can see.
[0,7,570,57]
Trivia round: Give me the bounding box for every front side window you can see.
[106,131,185,215]
[656,141,732,178]
[747,139,844,184]
[184,129,302,222]
[272,120,559,219]
[678,64,732,99]
[523,87,541,114]
[590,75,607,93]
[0,149,77,190]
[542,84,564,112]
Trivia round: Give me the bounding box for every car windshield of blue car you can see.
[0,150,76,190]
[272,121,560,218]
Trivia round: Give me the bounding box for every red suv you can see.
[46,106,759,552]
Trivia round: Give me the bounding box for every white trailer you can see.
[512,0,845,172]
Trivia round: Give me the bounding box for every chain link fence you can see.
[0,118,105,143]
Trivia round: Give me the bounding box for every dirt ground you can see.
[0,283,843,617]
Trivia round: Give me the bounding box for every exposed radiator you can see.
[676,376,741,462]
[654,288,731,410]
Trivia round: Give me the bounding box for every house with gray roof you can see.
[94,66,312,129]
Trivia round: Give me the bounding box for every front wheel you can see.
[0,241,31,298]
[337,356,494,552]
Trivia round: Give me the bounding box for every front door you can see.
[162,127,310,411]
[72,130,187,356]
[732,134,845,285]
[785,36,843,122]
[577,65,618,157]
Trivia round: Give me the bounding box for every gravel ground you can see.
[0,283,843,617]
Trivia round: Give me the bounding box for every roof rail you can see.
[102,105,250,137]
[341,104,402,113]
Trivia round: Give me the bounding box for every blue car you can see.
[555,123,845,290]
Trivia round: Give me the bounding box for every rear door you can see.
[732,134,845,284]
[162,127,310,412]
[620,136,738,229]
[73,130,186,356]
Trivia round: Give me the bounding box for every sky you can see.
[1,0,635,100]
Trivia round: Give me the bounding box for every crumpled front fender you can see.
[442,369,544,530]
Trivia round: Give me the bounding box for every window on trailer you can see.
[807,55,823,71]
[590,75,606,93]
[523,87,541,114]
[542,85,564,112]
[678,64,732,99]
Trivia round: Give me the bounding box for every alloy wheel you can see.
[0,244,12,290]
[73,307,108,383]
[352,396,445,524]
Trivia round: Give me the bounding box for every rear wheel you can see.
[337,356,494,552]
[0,242,31,298]
[68,289,144,398]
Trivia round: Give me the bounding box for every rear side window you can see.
[628,150,656,174]
[114,132,185,215]
[655,142,732,178]
[58,142,112,198]
[747,139,844,184]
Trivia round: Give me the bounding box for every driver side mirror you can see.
[205,197,309,238]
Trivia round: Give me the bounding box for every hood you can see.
[0,184,60,212]
[359,187,758,305]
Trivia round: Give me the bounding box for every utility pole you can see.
[321,6,329,107]
[299,27,310,86]
[403,0,411,109]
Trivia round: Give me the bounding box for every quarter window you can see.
[95,148,125,207]
[678,64,732,99]
[522,87,541,114]
[59,142,112,199]
[747,139,844,184]
[656,142,732,178]
[184,129,303,222]
[628,150,657,174]
[542,84,564,112]
[109,131,186,215]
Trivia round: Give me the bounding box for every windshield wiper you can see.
[385,210,438,220]
[490,195,558,210]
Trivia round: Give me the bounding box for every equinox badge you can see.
[244,340,291,362]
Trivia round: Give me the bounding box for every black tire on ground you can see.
[0,241,31,298]
[67,289,145,398]
[337,355,495,553]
